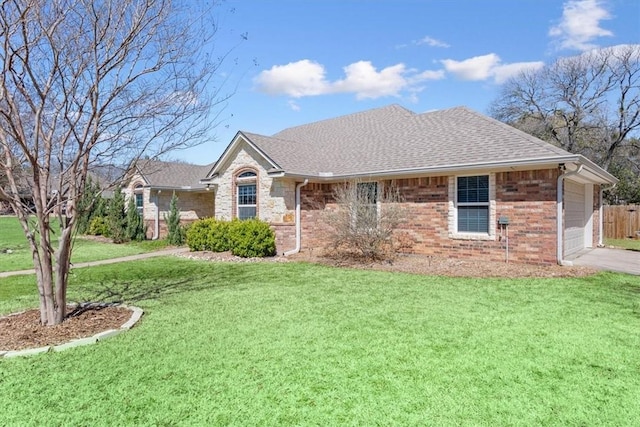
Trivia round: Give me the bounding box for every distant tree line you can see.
[490,45,640,204]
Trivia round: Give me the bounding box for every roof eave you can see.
[278,156,616,184]
[144,184,209,192]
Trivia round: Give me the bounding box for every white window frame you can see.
[448,174,496,240]
[236,171,257,220]
[134,184,144,215]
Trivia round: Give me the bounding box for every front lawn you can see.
[1,258,639,425]
[0,216,170,272]
[605,237,640,251]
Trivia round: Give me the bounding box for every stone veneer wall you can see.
[212,143,296,224]
[211,142,297,254]
[124,174,214,239]
[141,190,214,239]
[297,168,598,265]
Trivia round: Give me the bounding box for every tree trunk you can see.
[54,223,74,324]
[37,217,57,326]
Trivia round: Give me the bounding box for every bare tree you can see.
[323,181,406,260]
[0,0,240,325]
[490,45,640,170]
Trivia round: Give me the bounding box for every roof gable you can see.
[204,131,283,180]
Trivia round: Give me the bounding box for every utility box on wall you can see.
[498,216,510,226]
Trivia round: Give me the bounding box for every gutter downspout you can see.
[284,179,309,256]
[598,183,616,246]
[557,164,583,266]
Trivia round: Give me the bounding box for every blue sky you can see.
[177,0,640,165]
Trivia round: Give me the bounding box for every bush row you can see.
[186,218,276,258]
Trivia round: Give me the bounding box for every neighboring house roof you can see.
[207,105,617,184]
[134,159,213,190]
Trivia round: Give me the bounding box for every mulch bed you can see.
[179,250,597,278]
[289,251,598,278]
[0,306,133,352]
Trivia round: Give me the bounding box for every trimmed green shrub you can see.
[186,218,211,251]
[88,216,110,236]
[206,220,231,252]
[228,219,276,258]
[186,218,230,252]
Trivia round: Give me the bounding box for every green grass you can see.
[1,258,639,425]
[605,237,640,251]
[0,216,171,272]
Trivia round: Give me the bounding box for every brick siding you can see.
[296,168,592,265]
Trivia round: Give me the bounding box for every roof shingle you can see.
[241,105,575,177]
[136,160,213,189]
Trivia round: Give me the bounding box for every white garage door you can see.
[564,180,593,257]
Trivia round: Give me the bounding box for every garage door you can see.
[564,180,591,257]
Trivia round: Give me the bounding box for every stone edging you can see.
[0,305,143,359]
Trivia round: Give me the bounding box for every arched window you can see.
[235,169,257,220]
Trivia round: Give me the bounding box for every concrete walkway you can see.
[0,247,190,278]
[569,247,640,275]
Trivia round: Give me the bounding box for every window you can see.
[235,170,257,220]
[237,184,257,219]
[355,182,378,229]
[457,175,489,233]
[134,185,144,214]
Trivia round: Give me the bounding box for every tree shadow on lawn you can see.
[72,275,223,308]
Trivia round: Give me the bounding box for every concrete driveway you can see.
[569,248,640,275]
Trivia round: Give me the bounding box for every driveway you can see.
[569,248,640,275]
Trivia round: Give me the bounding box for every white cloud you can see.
[253,60,330,97]
[492,61,545,84]
[549,0,613,51]
[416,36,450,48]
[333,62,409,100]
[287,100,301,111]
[440,53,501,81]
[441,54,544,83]
[254,59,444,101]
[413,69,447,81]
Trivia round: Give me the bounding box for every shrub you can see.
[108,187,127,243]
[323,180,406,260]
[186,218,230,252]
[88,216,110,236]
[126,197,146,241]
[165,193,185,246]
[76,176,107,235]
[228,219,276,258]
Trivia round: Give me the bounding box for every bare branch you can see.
[0,0,243,325]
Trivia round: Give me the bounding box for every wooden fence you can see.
[603,205,640,239]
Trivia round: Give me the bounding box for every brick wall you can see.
[271,223,296,255]
[298,169,567,265]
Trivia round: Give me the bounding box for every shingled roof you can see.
[209,104,615,183]
[135,160,212,190]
